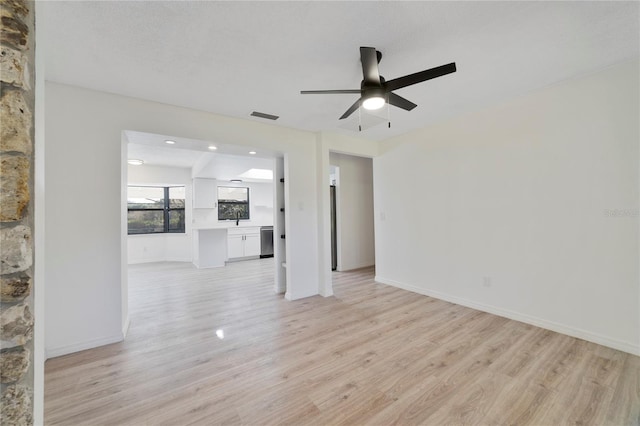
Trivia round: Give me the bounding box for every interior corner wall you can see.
[374,59,640,355]
[329,152,375,271]
[44,81,322,357]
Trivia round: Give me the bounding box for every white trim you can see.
[319,288,334,297]
[340,262,375,272]
[375,275,640,356]
[46,333,125,359]
[128,257,192,265]
[33,1,46,422]
[122,315,131,339]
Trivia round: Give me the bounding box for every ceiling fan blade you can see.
[385,62,456,92]
[300,89,361,94]
[388,92,417,111]
[339,98,361,120]
[360,47,381,86]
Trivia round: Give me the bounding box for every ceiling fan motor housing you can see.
[362,87,386,101]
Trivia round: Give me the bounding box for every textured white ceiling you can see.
[43,1,639,141]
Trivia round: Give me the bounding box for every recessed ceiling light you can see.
[249,151,256,155]
[230,179,243,183]
[165,140,176,145]
[127,159,144,166]
[208,145,217,150]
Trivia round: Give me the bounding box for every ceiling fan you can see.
[301,47,456,120]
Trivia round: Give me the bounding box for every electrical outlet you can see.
[482,276,492,287]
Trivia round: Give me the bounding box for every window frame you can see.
[127,186,186,235]
[217,186,250,221]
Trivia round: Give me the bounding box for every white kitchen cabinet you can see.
[227,227,261,259]
[227,234,245,259]
[193,178,217,209]
[244,233,261,257]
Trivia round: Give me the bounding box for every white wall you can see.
[45,92,125,357]
[192,181,274,227]
[127,164,193,264]
[44,81,371,357]
[330,153,375,271]
[374,60,640,355]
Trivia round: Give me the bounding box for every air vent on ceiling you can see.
[250,111,279,121]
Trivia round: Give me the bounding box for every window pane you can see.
[128,210,164,234]
[168,187,185,208]
[218,203,250,220]
[127,186,165,209]
[168,209,185,232]
[218,186,248,202]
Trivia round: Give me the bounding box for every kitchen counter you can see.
[193,222,272,230]
[192,228,227,269]
[192,224,273,268]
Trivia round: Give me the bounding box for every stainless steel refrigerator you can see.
[330,185,337,271]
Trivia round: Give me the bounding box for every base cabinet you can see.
[244,234,260,257]
[227,235,244,259]
[227,227,261,259]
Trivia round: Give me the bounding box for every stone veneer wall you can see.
[0,0,35,424]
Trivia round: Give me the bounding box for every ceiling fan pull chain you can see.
[358,104,362,132]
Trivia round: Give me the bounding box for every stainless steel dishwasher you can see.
[260,226,274,258]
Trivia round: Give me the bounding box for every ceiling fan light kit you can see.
[362,89,386,110]
[301,46,457,125]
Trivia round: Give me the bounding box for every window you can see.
[218,186,249,220]
[127,186,185,234]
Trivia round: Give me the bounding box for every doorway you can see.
[123,131,288,332]
[328,153,375,275]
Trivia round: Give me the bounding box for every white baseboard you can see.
[128,257,192,265]
[339,262,375,272]
[46,333,125,359]
[375,275,640,356]
[320,288,334,297]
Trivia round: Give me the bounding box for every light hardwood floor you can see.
[45,259,639,425]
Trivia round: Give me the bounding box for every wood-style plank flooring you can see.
[45,259,640,425]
